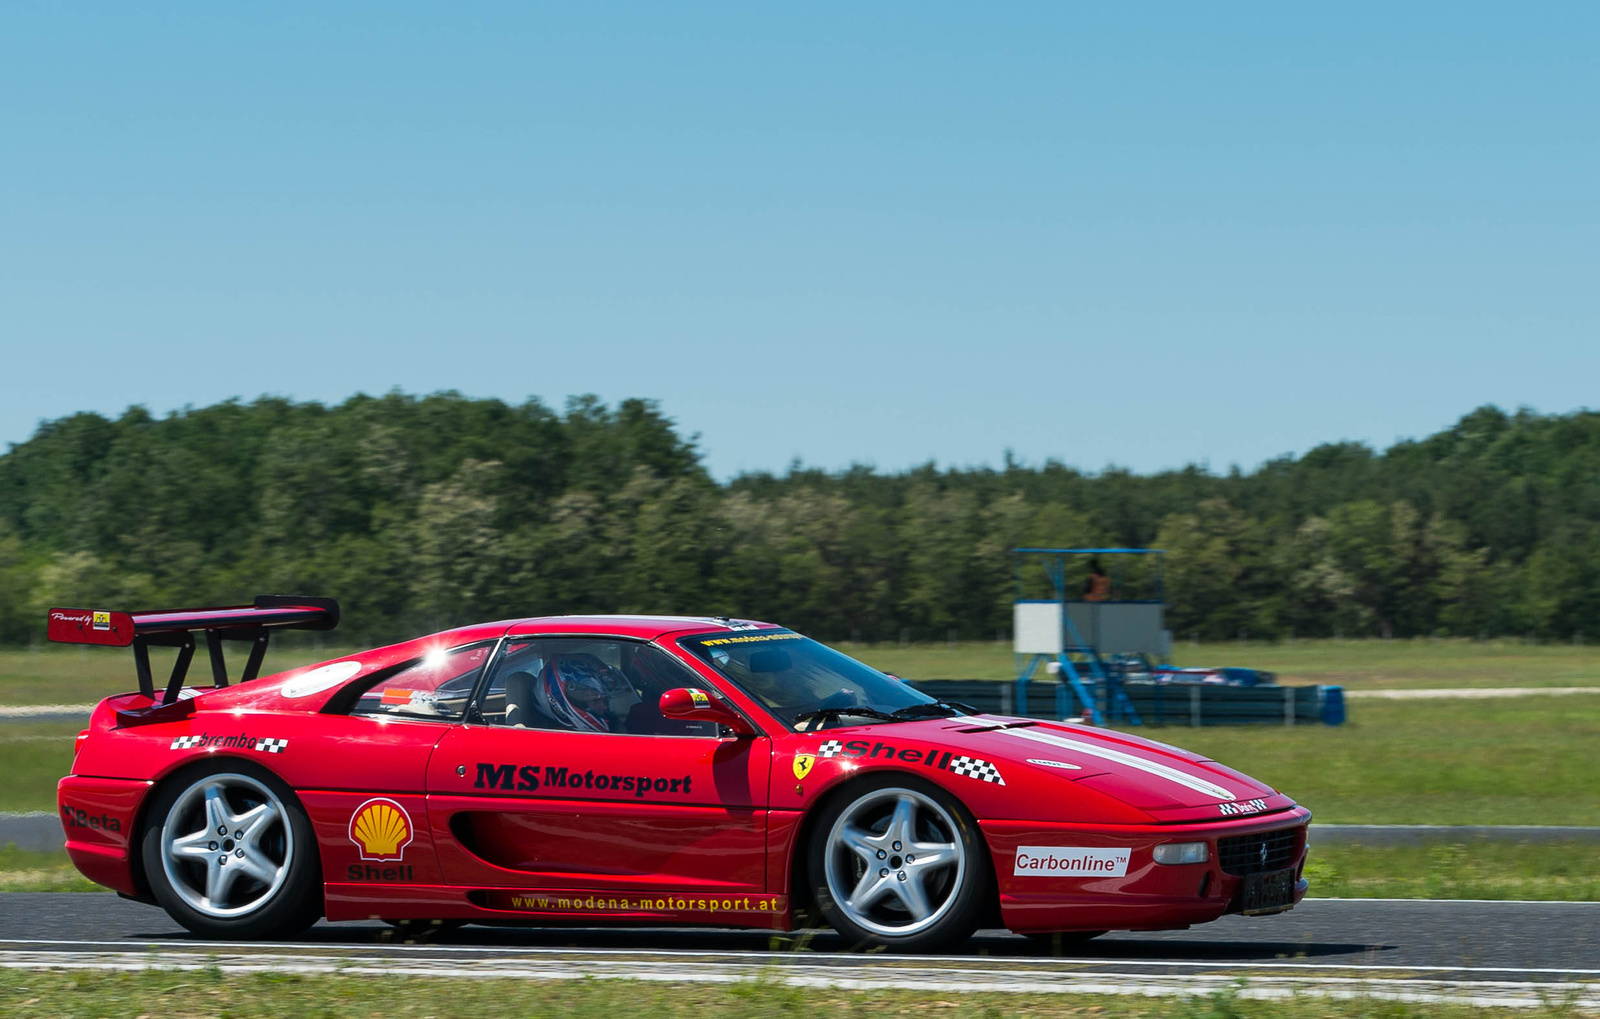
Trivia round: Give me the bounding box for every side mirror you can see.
[659,687,756,736]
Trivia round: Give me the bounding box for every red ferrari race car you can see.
[49,598,1310,951]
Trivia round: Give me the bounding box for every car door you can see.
[312,640,497,907]
[427,636,772,907]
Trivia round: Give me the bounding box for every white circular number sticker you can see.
[280,660,363,698]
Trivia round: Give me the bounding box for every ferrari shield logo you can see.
[792,754,815,780]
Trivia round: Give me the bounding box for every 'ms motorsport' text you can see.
[474,763,693,798]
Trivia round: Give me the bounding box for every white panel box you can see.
[1013,601,1064,654]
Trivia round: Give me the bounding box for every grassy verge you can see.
[4,684,1598,823]
[0,970,1588,1019]
[1144,696,1600,825]
[850,637,1600,689]
[0,721,79,812]
[0,845,104,892]
[5,636,1600,708]
[1307,840,1600,900]
[0,643,348,707]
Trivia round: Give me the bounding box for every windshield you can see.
[678,630,943,730]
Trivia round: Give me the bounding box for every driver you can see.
[537,653,634,732]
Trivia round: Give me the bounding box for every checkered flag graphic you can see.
[946,755,1005,785]
[170,735,204,750]
[818,740,845,758]
[254,738,289,754]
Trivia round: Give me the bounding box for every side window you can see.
[477,638,717,737]
[350,642,495,721]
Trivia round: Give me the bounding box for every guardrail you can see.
[906,679,1345,726]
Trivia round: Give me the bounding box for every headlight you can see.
[1153,841,1209,865]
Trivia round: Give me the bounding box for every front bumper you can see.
[982,806,1312,933]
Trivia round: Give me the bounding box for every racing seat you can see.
[503,670,555,729]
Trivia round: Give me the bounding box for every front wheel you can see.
[141,761,322,939]
[807,774,991,952]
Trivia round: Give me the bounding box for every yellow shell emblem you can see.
[792,754,815,780]
[348,797,414,862]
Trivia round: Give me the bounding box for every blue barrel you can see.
[1321,685,1346,726]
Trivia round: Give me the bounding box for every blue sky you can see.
[2,4,1596,478]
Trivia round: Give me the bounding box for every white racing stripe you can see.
[0,948,1593,1008]
[997,727,1236,801]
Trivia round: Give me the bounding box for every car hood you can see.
[887,715,1287,821]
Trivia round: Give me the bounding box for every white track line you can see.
[2,938,1596,976]
[0,949,1592,1008]
[1344,687,1600,699]
[0,704,94,717]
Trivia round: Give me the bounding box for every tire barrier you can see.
[907,679,1346,727]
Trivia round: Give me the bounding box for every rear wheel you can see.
[807,774,990,952]
[141,761,322,939]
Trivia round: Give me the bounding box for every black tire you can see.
[140,759,323,939]
[806,773,991,952]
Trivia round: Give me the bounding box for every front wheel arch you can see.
[793,770,995,951]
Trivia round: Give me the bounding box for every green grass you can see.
[0,970,1589,1019]
[850,637,1600,689]
[1140,696,1600,825]
[1307,840,1600,900]
[0,643,349,707]
[5,665,1599,823]
[0,720,79,812]
[2,636,1597,707]
[0,845,104,892]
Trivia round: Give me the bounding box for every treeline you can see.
[1,394,1598,646]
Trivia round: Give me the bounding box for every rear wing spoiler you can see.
[47,595,339,704]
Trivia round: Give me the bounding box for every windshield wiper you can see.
[890,699,975,719]
[792,706,899,728]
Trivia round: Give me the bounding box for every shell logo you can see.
[348,797,414,862]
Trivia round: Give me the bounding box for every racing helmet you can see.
[537,653,634,732]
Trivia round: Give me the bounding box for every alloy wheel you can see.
[822,787,966,937]
[159,772,294,919]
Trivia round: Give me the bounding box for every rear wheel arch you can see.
[124,754,272,904]
[136,756,324,938]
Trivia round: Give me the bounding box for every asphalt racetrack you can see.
[1,894,1595,1007]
